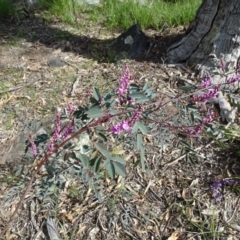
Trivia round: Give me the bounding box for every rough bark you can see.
[166,0,240,90]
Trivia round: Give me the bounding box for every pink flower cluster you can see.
[111,105,143,134]
[118,65,130,95]
[116,65,135,105]
[29,134,38,158]
[226,72,240,84]
[61,119,75,140]
[192,85,220,104]
[185,108,215,135]
[201,76,212,88]
[66,102,76,115]
[48,110,61,153]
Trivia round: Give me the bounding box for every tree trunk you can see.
[166,0,240,90]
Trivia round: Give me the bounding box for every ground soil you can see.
[0,14,240,240]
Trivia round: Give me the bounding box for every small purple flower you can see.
[185,125,203,135]
[185,106,215,135]
[202,108,215,124]
[128,105,143,125]
[117,65,130,96]
[48,110,61,153]
[66,103,76,115]
[111,105,142,135]
[29,134,38,158]
[211,181,223,201]
[111,121,131,135]
[223,179,236,186]
[201,76,212,88]
[226,73,240,84]
[211,178,238,201]
[61,119,75,140]
[122,121,131,131]
[192,85,220,104]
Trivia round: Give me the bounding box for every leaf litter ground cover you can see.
[0,16,240,240]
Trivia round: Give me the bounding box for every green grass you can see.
[39,0,202,30]
[0,0,202,30]
[0,0,15,18]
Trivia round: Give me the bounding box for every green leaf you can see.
[93,87,101,101]
[78,153,90,168]
[132,122,147,134]
[93,185,103,202]
[143,83,149,91]
[94,156,102,172]
[89,152,102,172]
[137,134,143,150]
[186,104,198,112]
[106,161,115,179]
[180,140,191,148]
[129,84,139,92]
[190,112,195,122]
[113,162,126,177]
[129,92,149,103]
[137,122,147,134]
[132,122,139,133]
[140,148,145,171]
[95,143,111,159]
[87,105,104,118]
[112,156,126,164]
[97,132,107,142]
[178,133,188,139]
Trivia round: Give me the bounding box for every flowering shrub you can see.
[6,64,240,225]
[28,65,240,189]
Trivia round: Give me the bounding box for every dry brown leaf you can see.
[146,225,153,230]
[168,230,180,240]
[182,188,188,200]
[65,213,73,222]
[201,208,220,216]
[190,178,199,188]
[27,62,42,71]
[76,225,87,235]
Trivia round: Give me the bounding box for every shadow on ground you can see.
[0,15,184,64]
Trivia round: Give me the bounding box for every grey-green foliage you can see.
[4,75,227,215]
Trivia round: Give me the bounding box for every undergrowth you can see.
[2,63,240,238]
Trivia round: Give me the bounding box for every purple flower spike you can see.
[128,105,143,125]
[192,85,221,103]
[185,106,216,135]
[117,65,130,96]
[201,76,212,88]
[111,121,131,135]
[66,103,76,115]
[61,119,75,140]
[29,134,38,158]
[48,110,61,153]
[226,72,240,84]
[111,105,142,135]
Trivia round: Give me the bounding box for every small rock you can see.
[109,24,147,59]
[48,57,66,68]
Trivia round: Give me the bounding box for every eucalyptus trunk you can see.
[166,0,240,90]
